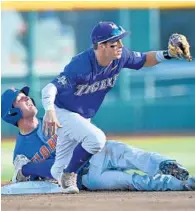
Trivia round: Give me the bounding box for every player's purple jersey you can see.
[13,119,57,163]
[52,47,146,118]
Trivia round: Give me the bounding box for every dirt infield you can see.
[2,191,195,211]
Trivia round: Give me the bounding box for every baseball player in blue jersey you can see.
[1,87,56,182]
[2,87,195,192]
[41,21,192,193]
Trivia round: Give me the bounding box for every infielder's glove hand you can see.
[168,33,192,62]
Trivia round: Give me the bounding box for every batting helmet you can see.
[91,21,129,44]
[1,86,32,126]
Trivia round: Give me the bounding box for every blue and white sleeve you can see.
[122,47,146,70]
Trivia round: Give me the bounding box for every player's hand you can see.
[12,155,30,183]
[43,110,62,137]
[168,33,192,62]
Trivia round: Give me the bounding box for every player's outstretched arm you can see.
[42,83,62,136]
[21,159,55,180]
[144,33,192,67]
[12,155,55,183]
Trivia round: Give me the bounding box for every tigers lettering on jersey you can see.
[31,134,57,163]
[74,73,119,96]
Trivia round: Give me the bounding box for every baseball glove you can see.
[168,33,192,62]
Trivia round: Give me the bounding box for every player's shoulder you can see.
[121,47,144,63]
[64,48,93,75]
[72,48,93,61]
[14,134,25,157]
[122,47,133,56]
[122,47,142,57]
[16,132,25,142]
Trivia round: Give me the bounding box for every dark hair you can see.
[93,41,108,50]
[93,43,98,50]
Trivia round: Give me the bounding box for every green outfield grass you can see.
[1,136,195,181]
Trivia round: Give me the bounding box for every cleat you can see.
[159,160,189,181]
[58,172,79,194]
[183,176,195,191]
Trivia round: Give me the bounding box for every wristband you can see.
[156,50,172,62]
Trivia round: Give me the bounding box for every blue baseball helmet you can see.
[91,21,129,44]
[1,86,30,126]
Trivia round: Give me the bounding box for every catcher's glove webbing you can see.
[168,33,192,62]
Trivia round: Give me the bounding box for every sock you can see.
[63,143,93,173]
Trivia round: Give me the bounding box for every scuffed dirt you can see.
[2,191,195,211]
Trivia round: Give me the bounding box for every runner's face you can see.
[13,93,37,118]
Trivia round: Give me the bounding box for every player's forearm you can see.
[22,159,55,179]
[144,51,172,67]
[42,83,57,111]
